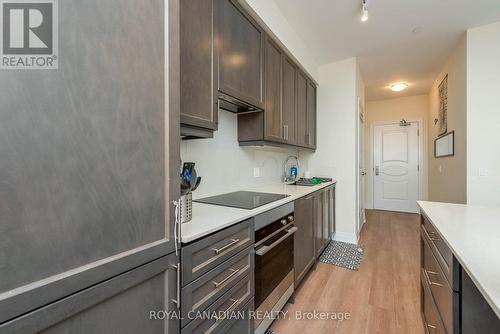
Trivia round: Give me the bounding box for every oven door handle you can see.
[255,226,298,256]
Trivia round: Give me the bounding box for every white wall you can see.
[300,58,359,243]
[245,0,319,81]
[181,111,299,199]
[467,22,500,206]
[364,95,429,209]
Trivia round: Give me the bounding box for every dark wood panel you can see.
[294,195,315,287]
[314,191,324,257]
[461,268,500,334]
[295,71,308,147]
[264,38,283,142]
[0,253,180,334]
[282,56,296,144]
[306,80,317,148]
[0,0,177,322]
[180,0,218,130]
[322,189,330,248]
[217,0,264,108]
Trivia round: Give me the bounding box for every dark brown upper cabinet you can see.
[217,0,264,109]
[282,56,296,144]
[295,70,308,147]
[306,80,317,149]
[263,38,284,142]
[179,0,218,138]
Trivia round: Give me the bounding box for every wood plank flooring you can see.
[270,209,423,334]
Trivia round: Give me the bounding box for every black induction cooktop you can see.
[194,191,289,210]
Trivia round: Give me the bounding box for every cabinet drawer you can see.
[219,298,254,334]
[422,234,454,334]
[181,275,253,334]
[422,279,446,334]
[182,219,254,285]
[181,247,254,327]
[422,216,454,286]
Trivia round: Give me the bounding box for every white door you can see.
[357,101,366,236]
[373,122,419,213]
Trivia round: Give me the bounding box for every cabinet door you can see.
[295,71,308,147]
[1,253,181,334]
[0,0,179,322]
[322,189,330,247]
[328,186,336,239]
[314,191,324,257]
[294,195,315,286]
[180,0,218,130]
[282,56,296,144]
[263,38,283,142]
[306,80,317,148]
[217,0,264,108]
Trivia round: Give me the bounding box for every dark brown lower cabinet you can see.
[293,195,315,287]
[461,269,500,334]
[420,214,500,334]
[314,190,324,257]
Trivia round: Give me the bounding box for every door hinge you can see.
[417,129,420,136]
[417,164,420,171]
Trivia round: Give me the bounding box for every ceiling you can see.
[274,0,500,101]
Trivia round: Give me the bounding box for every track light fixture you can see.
[361,0,368,22]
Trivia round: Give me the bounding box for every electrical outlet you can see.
[253,167,260,178]
[479,168,488,178]
[439,165,442,173]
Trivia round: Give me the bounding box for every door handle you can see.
[375,166,379,176]
[170,263,181,309]
[360,171,366,176]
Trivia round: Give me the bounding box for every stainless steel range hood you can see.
[218,93,263,114]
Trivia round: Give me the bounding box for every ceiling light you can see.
[389,82,409,92]
[361,0,368,22]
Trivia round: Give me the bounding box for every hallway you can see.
[271,210,423,334]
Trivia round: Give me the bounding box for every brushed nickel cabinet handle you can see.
[215,298,240,321]
[212,239,240,254]
[212,268,240,288]
[170,263,181,308]
[424,269,443,287]
[424,322,437,334]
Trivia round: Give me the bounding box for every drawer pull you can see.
[424,322,437,334]
[424,269,444,287]
[215,298,240,321]
[212,239,240,254]
[212,268,240,288]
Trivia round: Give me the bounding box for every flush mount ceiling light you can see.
[361,0,369,22]
[389,82,409,92]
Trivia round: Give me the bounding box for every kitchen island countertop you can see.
[417,201,500,319]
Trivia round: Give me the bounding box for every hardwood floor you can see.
[270,210,423,334]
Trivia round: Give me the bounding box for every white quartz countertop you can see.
[417,201,500,318]
[181,181,336,243]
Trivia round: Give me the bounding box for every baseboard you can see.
[332,231,358,244]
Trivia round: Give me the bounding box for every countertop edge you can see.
[417,200,500,319]
[180,181,336,244]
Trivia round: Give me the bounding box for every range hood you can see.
[218,93,263,114]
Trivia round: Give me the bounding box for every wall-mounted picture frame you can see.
[434,131,454,158]
[438,74,448,136]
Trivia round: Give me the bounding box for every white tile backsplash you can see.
[181,110,299,198]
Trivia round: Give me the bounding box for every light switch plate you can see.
[479,168,488,177]
[253,167,260,178]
